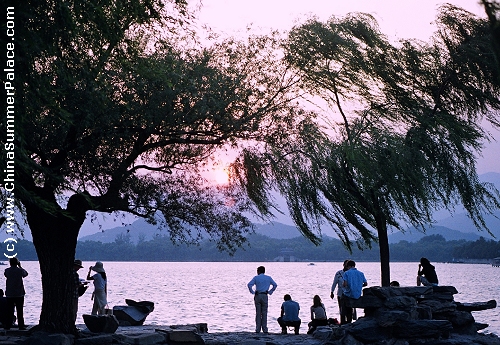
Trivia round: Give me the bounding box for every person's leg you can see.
[91,299,98,315]
[15,297,25,329]
[294,320,301,334]
[337,295,346,324]
[261,295,269,333]
[277,317,287,334]
[4,298,14,329]
[254,294,262,333]
[341,297,352,324]
[307,320,315,334]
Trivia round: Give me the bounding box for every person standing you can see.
[4,257,28,330]
[87,261,107,315]
[277,294,301,334]
[330,260,349,324]
[341,260,367,324]
[247,266,277,333]
[417,257,438,286]
[73,259,88,322]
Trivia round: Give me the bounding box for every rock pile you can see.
[313,285,500,345]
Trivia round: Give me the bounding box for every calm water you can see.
[12,261,500,334]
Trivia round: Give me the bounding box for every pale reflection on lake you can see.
[14,261,500,334]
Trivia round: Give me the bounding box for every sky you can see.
[195,0,500,175]
[74,1,500,236]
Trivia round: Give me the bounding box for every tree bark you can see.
[376,217,390,287]
[25,194,86,333]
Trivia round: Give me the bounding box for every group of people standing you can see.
[0,258,108,330]
[247,257,438,335]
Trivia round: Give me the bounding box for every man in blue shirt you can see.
[341,260,367,324]
[277,294,301,334]
[247,266,278,333]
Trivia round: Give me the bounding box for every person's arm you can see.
[331,272,339,298]
[280,304,284,318]
[87,268,94,280]
[247,277,255,294]
[18,261,28,277]
[310,306,314,320]
[268,278,277,295]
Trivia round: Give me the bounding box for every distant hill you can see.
[6,172,500,244]
[78,218,168,243]
[253,222,302,239]
[78,219,304,243]
[387,225,483,243]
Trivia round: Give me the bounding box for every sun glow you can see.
[211,167,230,185]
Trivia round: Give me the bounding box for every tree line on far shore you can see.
[3,233,500,263]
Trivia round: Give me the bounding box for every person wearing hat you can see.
[4,257,28,330]
[73,259,88,322]
[86,261,107,315]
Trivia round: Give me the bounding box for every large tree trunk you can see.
[376,217,390,287]
[25,194,86,333]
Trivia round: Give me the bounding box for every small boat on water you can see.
[112,299,154,326]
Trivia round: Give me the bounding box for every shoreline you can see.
[1,323,500,345]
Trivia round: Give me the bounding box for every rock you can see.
[341,333,365,345]
[415,305,432,319]
[344,318,390,343]
[384,296,417,310]
[432,286,459,295]
[455,300,497,312]
[76,334,114,345]
[374,310,410,327]
[116,332,166,345]
[312,326,333,340]
[23,332,73,345]
[82,314,119,333]
[347,295,384,308]
[418,300,457,314]
[392,319,453,338]
[167,329,205,344]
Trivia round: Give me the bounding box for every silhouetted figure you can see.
[87,261,107,315]
[341,260,367,324]
[277,294,301,334]
[417,257,438,286]
[4,257,28,330]
[307,295,327,334]
[247,266,278,333]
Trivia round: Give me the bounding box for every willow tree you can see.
[232,5,500,286]
[0,0,306,333]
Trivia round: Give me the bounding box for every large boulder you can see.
[82,314,119,333]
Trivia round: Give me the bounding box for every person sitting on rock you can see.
[307,295,328,334]
[341,260,367,324]
[277,294,301,334]
[417,257,438,286]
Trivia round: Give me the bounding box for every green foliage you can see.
[232,6,500,285]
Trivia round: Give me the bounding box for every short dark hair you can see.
[346,260,356,268]
[284,294,291,301]
[257,266,265,274]
[9,257,18,267]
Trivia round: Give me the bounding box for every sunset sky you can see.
[196,0,500,175]
[75,1,500,236]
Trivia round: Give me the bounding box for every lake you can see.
[13,261,500,335]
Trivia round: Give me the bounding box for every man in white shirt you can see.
[247,266,278,333]
[330,260,349,324]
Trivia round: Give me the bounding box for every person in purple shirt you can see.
[341,260,367,324]
[247,266,278,333]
